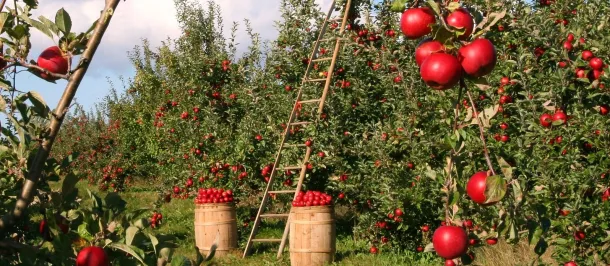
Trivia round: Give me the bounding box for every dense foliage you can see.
[49,0,610,265]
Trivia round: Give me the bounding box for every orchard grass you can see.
[65,180,555,265]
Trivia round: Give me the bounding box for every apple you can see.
[582,50,594,61]
[255,134,263,141]
[562,41,573,51]
[552,110,567,124]
[567,33,574,42]
[573,231,585,241]
[76,246,109,266]
[499,122,508,130]
[370,246,378,254]
[420,53,462,90]
[39,219,52,241]
[400,8,436,39]
[422,225,430,232]
[600,104,609,115]
[432,226,468,259]
[486,238,498,245]
[445,259,456,266]
[466,171,490,204]
[37,46,70,80]
[415,39,445,67]
[564,261,577,266]
[463,219,473,228]
[446,8,474,40]
[589,57,604,70]
[394,208,404,217]
[458,38,497,77]
[416,246,424,252]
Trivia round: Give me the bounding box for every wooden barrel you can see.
[194,203,238,257]
[289,205,336,266]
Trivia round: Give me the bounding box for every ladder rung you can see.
[282,166,303,170]
[312,57,333,62]
[260,213,289,218]
[304,78,327,82]
[284,144,306,148]
[268,190,297,194]
[299,99,321,104]
[319,37,346,42]
[290,121,312,126]
[252,239,282,243]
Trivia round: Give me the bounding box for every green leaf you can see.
[484,175,507,204]
[449,191,460,206]
[61,172,79,197]
[107,243,146,265]
[447,2,461,12]
[0,13,9,34]
[77,223,94,241]
[148,233,159,255]
[28,91,50,117]
[87,189,103,212]
[104,192,126,211]
[496,156,513,179]
[55,8,72,34]
[533,237,548,255]
[390,0,408,12]
[23,0,39,9]
[160,247,173,260]
[426,0,441,16]
[125,226,139,246]
[39,16,59,35]
[511,180,523,205]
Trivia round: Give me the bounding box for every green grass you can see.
[73,181,553,266]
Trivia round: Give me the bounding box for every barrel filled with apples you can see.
[289,190,336,266]
[193,187,238,257]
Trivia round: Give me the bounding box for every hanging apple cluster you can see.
[400,5,497,90]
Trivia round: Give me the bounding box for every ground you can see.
[72,181,552,265]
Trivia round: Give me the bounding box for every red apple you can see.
[582,50,594,61]
[432,226,468,259]
[37,46,70,81]
[600,104,609,115]
[445,259,456,266]
[589,57,604,70]
[445,8,474,40]
[486,238,498,245]
[458,38,497,77]
[552,110,567,124]
[415,39,445,67]
[420,53,462,90]
[562,41,573,51]
[400,8,436,39]
[564,261,577,266]
[76,246,110,266]
[466,171,490,204]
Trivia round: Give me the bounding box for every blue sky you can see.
[18,0,333,113]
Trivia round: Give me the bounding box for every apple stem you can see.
[443,77,465,223]
[463,79,496,176]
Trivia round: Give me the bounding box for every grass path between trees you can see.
[77,182,552,265]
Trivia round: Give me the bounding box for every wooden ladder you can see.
[242,0,352,259]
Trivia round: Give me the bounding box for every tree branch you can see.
[0,0,122,231]
[463,79,496,176]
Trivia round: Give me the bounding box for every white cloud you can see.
[21,0,336,109]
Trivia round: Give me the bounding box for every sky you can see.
[18,0,333,113]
